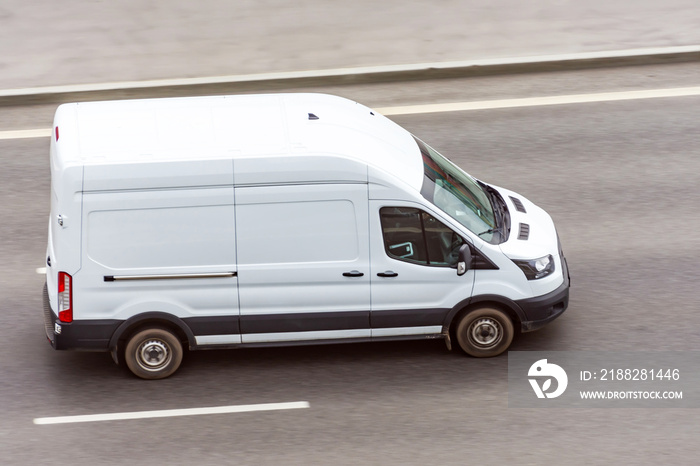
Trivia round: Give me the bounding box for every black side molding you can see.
[104,272,237,282]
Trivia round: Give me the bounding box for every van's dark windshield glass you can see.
[416,137,498,243]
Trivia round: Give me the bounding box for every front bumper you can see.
[516,249,570,332]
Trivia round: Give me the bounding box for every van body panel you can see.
[469,241,537,302]
[77,186,238,322]
[47,162,83,278]
[83,159,234,192]
[282,93,424,191]
[47,109,84,317]
[235,183,371,341]
[367,165,424,202]
[234,155,368,186]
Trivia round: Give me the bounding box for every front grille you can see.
[43,283,55,344]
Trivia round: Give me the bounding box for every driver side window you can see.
[379,207,465,267]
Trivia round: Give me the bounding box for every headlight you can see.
[512,255,555,280]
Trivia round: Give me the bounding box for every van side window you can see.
[380,207,465,267]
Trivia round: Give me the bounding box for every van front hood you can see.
[486,183,566,296]
[486,184,559,261]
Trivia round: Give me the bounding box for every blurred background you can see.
[2,0,700,88]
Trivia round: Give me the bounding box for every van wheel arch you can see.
[450,301,520,336]
[109,312,195,364]
[446,295,524,333]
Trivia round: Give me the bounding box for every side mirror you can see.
[457,244,471,276]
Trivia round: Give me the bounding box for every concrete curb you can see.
[2,45,699,106]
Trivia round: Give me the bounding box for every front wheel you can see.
[125,328,183,379]
[454,307,514,357]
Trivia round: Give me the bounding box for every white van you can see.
[43,93,569,379]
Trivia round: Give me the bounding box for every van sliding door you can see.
[236,184,371,343]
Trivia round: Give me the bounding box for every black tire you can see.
[124,328,183,380]
[454,307,514,357]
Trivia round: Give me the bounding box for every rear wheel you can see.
[455,307,514,357]
[125,328,183,379]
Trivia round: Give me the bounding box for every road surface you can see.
[1,62,699,464]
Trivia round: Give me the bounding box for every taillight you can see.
[57,272,72,323]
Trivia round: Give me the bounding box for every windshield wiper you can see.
[477,181,510,242]
[478,228,497,237]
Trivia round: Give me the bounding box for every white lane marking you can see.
[33,401,310,425]
[2,45,699,98]
[0,128,52,140]
[5,86,700,141]
[375,86,700,115]
[36,267,46,274]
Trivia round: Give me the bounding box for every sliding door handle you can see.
[342,271,364,278]
[377,271,398,278]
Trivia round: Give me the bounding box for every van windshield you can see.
[416,137,498,243]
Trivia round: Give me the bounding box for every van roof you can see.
[52,93,424,190]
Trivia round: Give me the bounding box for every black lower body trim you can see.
[43,308,451,352]
[240,311,369,333]
[371,308,450,328]
[47,314,121,350]
[184,316,240,335]
[239,308,449,334]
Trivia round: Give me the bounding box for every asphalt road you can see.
[1,63,699,464]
